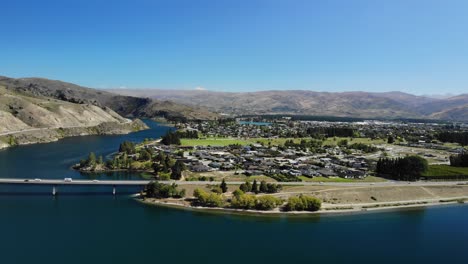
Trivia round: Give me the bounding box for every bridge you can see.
[0,178,151,195]
[0,178,467,196]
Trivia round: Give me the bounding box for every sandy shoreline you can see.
[135,195,468,217]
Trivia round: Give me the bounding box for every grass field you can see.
[422,165,468,177]
[180,138,257,146]
[180,136,385,147]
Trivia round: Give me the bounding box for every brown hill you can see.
[0,76,218,121]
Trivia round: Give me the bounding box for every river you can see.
[1,120,467,264]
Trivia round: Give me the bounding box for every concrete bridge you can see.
[0,178,151,195]
[1,178,467,196]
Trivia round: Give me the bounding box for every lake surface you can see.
[238,121,272,126]
[1,120,468,264]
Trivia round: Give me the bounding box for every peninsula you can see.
[74,117,468,215]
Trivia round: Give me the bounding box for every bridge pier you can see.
[112,185,116,196]
[52,185,57,196]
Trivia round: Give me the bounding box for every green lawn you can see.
[180,138,257,146]
[180,136,385,147]
[422,165,468,177]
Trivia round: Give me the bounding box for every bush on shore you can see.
[284,195,321,212]
[231,194,283,211]
[192,188,224,207]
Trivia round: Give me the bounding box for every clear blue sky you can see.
[1,0,467,95]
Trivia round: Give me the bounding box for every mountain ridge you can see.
[108,88,468,121]
[0,76,219,121]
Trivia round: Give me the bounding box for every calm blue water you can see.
[1,120,468,264]
[238,121,272,126]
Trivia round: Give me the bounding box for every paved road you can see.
[0,119,132,137]
[0,178,466,187]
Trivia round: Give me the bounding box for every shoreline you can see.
[0,119,148,150]
[136,195,468,217]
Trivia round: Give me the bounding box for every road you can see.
[0,119,132,137]
[0,178,466,187]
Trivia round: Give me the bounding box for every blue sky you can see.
[1,0,467,95]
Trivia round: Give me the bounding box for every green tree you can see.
[87,152,96,166]
[170,160,186,180]
[232,189,244,199]
[259,180,268,193]
[251,180,259,194]
[220,179,228,193]
[192,188,224,207]
[255,195,283,211]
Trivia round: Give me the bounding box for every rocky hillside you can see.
[110,89,468,121]
[0,85,148,149]
[0,76,218,121]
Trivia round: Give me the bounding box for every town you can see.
[75,117,468,184]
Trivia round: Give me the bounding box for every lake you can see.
[1,120,467,264]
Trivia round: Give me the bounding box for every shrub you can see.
[192,188,224,207]
[285,195,321,212]
[231,194,256,209]
[255,195,283,211]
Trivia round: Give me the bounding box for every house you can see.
[317,168,335,177]
[190,164,211,172]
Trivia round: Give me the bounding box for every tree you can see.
[119,141,136,154]
[170,160,186,180]
[387,135,395,144]
[161,131,181,145]
[255,195,283,211]
[338,139,348,147]
[192,188,224,207]
[284,195,321,211]
[232,189,244,199]
[220,179,228,193]
[450,152,468,167]
[87,152,96,167]
[239,181,252,193]
[376,156,428,181]
[252,179,259,194]
[230,194,256,209]
[144,182,185,198]
[139,149,151,161]
[259,180,268,193]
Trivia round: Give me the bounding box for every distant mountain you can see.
[0,76,218,121]
[109,89,468,121]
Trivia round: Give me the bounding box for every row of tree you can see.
[306,127,356,138]
[144,182,186,198]
[437,132,468,146]
[239,180,282,194]
[79,152,104,169]
[161,131,181,145]
[284,195,321,211]
[177,130,199,139]
[230,191,283,210]
[376,156,428,181]
[119,141,136,154]
[450,152,468,167]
